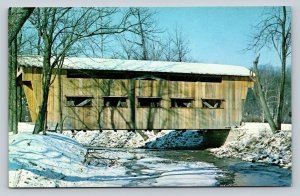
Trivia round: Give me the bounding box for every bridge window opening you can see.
[202,99,224,109]
[138,97,161,108]
[66,96,93,107]
[171,98,193,108]
[103,96,127,107]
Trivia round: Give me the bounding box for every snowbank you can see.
[9,132,128,187]
[62,129,203,149]
[209,123,292,169]
[63,130,149,148]
[144,130,203,149]
[17,122,35,133]
[9,131,222,187]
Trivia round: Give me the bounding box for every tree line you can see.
[243,64,291,124]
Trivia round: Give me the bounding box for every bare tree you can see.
[114,10,191,63]
[8,38,18,134]
[8,8,34,134]
[113,34,137,59]
[254,64,279,122]
[160,27,191,62]
[252,55,277,133]
[26,8,134,134]
[169,26,190,62]
[119,8,162,60]
[247,6,291,132]
[282,66,292,122]
[147,40,166,61]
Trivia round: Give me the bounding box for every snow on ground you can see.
[62,129,204,149]
[60,123,291,150]
[144,130,203,149]
[9,132,127,187]
[209,123,292,169]
[17,122,35,133]
[11,122,292,188]
[63,130,149,148]
[9,130,222,187]
[236,122,291,133]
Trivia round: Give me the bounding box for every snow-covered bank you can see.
[9,132,126,187]
[209,123,292,169]
[9,132,222,187]
[62,129,203,149]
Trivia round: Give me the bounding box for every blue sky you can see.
[153,7,290,68]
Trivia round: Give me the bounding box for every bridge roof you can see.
[18,56,251,77]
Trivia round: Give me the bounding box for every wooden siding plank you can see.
[23,83,38,121]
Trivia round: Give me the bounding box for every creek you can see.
[86,147,291,187]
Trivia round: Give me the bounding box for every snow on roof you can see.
[18,56,251,77]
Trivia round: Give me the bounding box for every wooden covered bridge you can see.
[17,57,253,134]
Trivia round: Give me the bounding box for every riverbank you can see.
[9,132,223,187]
[9,131,291,187]
[62,129,205,149]
[17,123,200,149]
[208,123,292,169]
[17,123,292,169]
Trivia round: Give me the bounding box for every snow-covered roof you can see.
[18,56,251,77]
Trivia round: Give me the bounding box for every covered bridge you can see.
[17,57,253,132]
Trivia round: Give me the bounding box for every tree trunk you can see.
[8,8,34,134]
[33,73,51,134]
[8,8,35,45]
[17,86,23,122]
[58,68,63,133]
[129,79,136,130]
[37,8,42,55]
[8,39,18,134]
[33,43,52,134]
[276,6,287,130]
[8,43,13,133]
[136,10,148,60]
[17,34,23,123]
[253,55,277,133]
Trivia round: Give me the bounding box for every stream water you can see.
[87,147,291,187]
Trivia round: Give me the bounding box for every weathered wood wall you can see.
[21,67,253,130]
